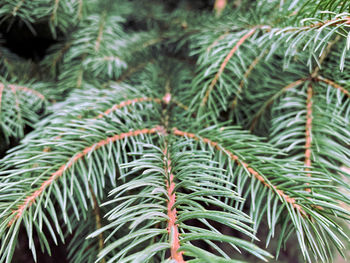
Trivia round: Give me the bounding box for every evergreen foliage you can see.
[0,0,349,262]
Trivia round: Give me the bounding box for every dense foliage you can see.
[0,0,349,262]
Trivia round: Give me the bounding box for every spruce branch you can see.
[0,1,350,262]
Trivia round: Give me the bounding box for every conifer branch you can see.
[231,51,266,109]
[7,127,162,226]
[116,61,153,83]
[1,1,350,262]
[6,84,45,100]
[163,145,185,262]
[96,97,162,119]
[316,76,350,98]
[201,27,257,107]
[51,42,72,69]
[172,128,305,215]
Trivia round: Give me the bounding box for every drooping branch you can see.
[201,28,257,107]
[172,128,306,215]
[8,126,163,226]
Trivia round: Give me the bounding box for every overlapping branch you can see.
[8,126,162,226]
[172,128,305,215]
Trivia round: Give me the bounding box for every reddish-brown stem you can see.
[316,76,350,98]
[7,84,45,100]
[172,128,306,215]
[8,126,163,226]
[201,28,257,107]
[96,97,162,119]
[42,94,181,153]
[304,85,313,192]
[95,93,188,119]
[163,146,185,262]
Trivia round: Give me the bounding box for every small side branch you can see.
[201,28,257,107]
[316,76,350,98]
[52,42,72,68]
[172,128,306,215]
[250,79,305,131]
[8,126,163,226]
[7,84,45,100]
[95,12,107,52]
[95,94,190,119]
[231,51,266,109]
[96,97,162,119]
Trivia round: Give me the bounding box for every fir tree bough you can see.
[0,0,350,262]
